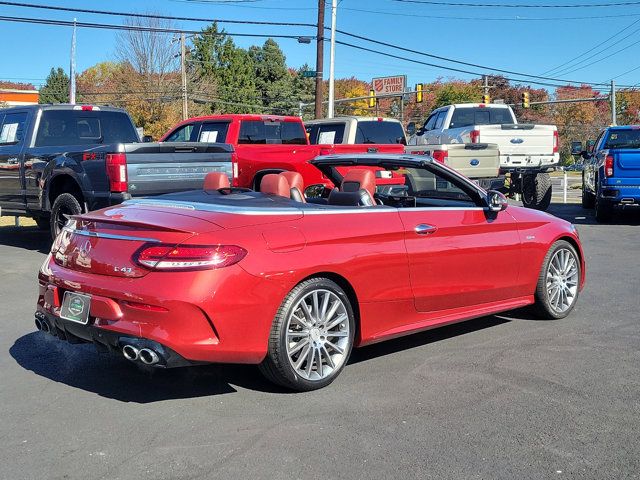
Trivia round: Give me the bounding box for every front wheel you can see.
[259,278,356,391]
[534,240,581,319]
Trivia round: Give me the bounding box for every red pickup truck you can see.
[160,114,405,189]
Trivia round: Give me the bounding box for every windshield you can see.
[604,129,640,149]
[34,110,139,146]
[449,107,515,129]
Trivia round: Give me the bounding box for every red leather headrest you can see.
[261,174,290,197]
[280,171,304,192]
[342,169,376,199]
[204,172,230,190]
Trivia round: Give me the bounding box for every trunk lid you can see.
[52,205,220,278]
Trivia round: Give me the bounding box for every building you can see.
[0,88,39,106]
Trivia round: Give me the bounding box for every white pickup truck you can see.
[305,116,406,145]
[407,103,559,210]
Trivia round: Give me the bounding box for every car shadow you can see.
[0,225,51,254]
[546,202,640,226]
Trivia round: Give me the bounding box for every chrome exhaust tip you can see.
[122,344,139,361]
[138,348,160,365]
[40,319,50,333]
[34,318,43,331]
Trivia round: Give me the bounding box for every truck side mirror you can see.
[406,122,416,136]
[570,141,583,155]
[586,139,596,153]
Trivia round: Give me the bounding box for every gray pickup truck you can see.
[0,104,233,237]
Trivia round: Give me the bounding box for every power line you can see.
[390,0,640,7]
[541,18,640,76]
[0,15,312,39]
[0,1,317,27]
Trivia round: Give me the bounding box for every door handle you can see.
[415,224,437,235]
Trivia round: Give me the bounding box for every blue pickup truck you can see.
[578,126,640,222]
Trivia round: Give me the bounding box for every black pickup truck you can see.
[0,104,234,237]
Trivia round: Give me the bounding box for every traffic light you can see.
[522,91,530,108]
[416,83,423,103]
[481,94,490,104]
[369,89,376,108]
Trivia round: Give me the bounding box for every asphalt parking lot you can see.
[1,203,639,480]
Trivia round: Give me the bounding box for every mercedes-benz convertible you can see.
[35,154,585,391]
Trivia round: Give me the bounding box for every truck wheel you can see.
[50,193,82,239]
[522,173,552,211]
[259,277,355,391]
[581,179,595,209]
[594,189,613,223]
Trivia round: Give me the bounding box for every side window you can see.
[165,124,195,142]
[315,124,345,144]
[281,121,307,145]
[423,114,438,131]
[594,131,605,151]
[434,111,447,130]
[399,165,478,208]
[198,122,229,143]
[0,112,28,146]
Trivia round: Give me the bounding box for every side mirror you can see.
[586,139,596,153]
[487,190,508,212]
[570,141,583,155]
[304,184,332,199]
[142,135,154,143]
[406,122,416,136]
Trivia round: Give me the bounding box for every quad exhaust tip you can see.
[35,318,43,331]
[139,348,160,365]
[35,317,50,333]
[122,344,139,361]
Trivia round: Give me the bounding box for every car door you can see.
[430,110,448,145]
[584,131,604,193]
[0,111,29,211]
[396,163,523,313]
[419,112,439,145]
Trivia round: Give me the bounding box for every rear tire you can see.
[594,186,613,223]
[259,277,355,391]
[521,172,552,211]
[50,193,82,239]
[534,240,581,319]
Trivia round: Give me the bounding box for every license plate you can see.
[60,291,92,324]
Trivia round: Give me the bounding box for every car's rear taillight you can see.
[134,243,247,271]
[470,129,480,143]
[106,153,128,192]
[605,154,614,177]
[432,150,448,164]
[231,151,239,187]
[553,130,559,153]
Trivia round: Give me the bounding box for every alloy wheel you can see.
[285,289,350,381]
[545,248,579,314]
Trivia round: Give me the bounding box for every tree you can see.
[290,64,315,118]
[333,77,370,116]
[39,67,70,104]
[250,39,295,114]
[0,81,36,90]
[190,23,258,114]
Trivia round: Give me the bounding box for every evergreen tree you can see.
[39,67,70,104]
[191,23,259,114]
[291,63,316,118]
[250,39,295,114]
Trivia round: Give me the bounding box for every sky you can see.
[1,0,640,96]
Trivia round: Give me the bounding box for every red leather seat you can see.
[280,171,306,203]
[204,172,230,190]
[260,174,291,197]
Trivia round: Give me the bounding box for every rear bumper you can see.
[598,183,640,205]
[86,192,131,212]
[37,254,287,366]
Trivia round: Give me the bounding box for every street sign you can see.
[302,71,317,78]
[371,75,406,95]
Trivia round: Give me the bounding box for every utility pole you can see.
[180,33,188,121]
[69,18,76,104]
[327,0,337,118]
[483,75,489,97]
[314,0,325,119]
[611,79,617,126]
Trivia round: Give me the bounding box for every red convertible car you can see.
[35,154,585,391]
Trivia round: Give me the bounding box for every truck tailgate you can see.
[478,124,556,156]
[405,143,500,179]
[613,149,640,179]
[123,142,234,196]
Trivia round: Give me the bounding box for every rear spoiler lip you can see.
[67,214,195,234]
